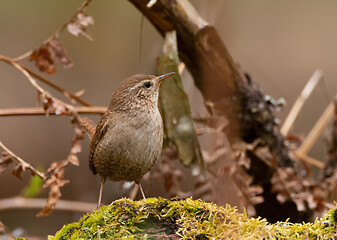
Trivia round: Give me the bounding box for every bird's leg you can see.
[138,183,146,199]
[97,176,106,207]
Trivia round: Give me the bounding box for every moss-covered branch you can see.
[49,197,337,239]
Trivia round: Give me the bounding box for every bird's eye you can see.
[144,82,152,88]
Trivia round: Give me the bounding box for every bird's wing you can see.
[88,112,110,175]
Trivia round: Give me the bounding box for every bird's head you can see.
[109,72,174,111]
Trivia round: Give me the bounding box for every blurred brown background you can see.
[0,0,337,236]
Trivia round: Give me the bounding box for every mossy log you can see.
[49,197,337,239]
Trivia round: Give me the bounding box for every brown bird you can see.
[86,72,174,206]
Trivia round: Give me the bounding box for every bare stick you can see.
[0,55,96,115]
[0,107,106,117]
[1,57,91,106]
[296,98,336,156]
[0,196,95,212]
[281,70,323,136]
[0,55,45,94]
[293,152,324,169]
[23,66,91,106]
[0,141,46,180]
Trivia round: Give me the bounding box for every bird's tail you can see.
[79,117,96,141]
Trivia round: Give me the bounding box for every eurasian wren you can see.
[89,72,174,206]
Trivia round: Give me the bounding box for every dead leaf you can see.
[246,185,264,203]
[46,160,67,174]
[29,46,55,74]
[292,198,306,212]
[67,154,79,166]
[12,162,29,179]
[67,11,94,40]
[152,145,190,198]
[0,151,13,174]
[37,162,69,217]
[77,12,94,26]
[48,39,73,68]
[29,39,73,73]
[40,92,72,116]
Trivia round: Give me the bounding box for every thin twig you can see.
[0,196,95,212]
[281,70,323,136]
[23,66,91,106]
[293,152,324,169]
[0,141,46,180]
[54,0,93,39]
[0,55,45,94]
[297,98,336,156]
[0,107,106,116]
[1,57,92,106]
[13,0,93,62]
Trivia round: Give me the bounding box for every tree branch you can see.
[0,107,106,117]
[0,141,46,180]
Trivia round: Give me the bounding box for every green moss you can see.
[49,197,337,239]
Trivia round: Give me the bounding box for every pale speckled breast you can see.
[92,108,163,183]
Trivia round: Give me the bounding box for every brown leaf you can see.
[29,38,73,73]
[71,141,82,155]
[275,192,289,204]
[67,11,94,40]
[67,154,79,166]
[77,12,94,27]
[152,146,189,197]
[230,160,264,216]
[40,92,72,116]
[29,46,55,74]
[37,164,69,217]
[0,151,13,174]
[48,39,73,69]
[292,198,306,212]
[12,162,29,179]
[46,160,67,174]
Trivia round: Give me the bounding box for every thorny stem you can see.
[0,140,46,180]
[12,0,93,62]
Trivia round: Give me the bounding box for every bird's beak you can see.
[157,72,175,84]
